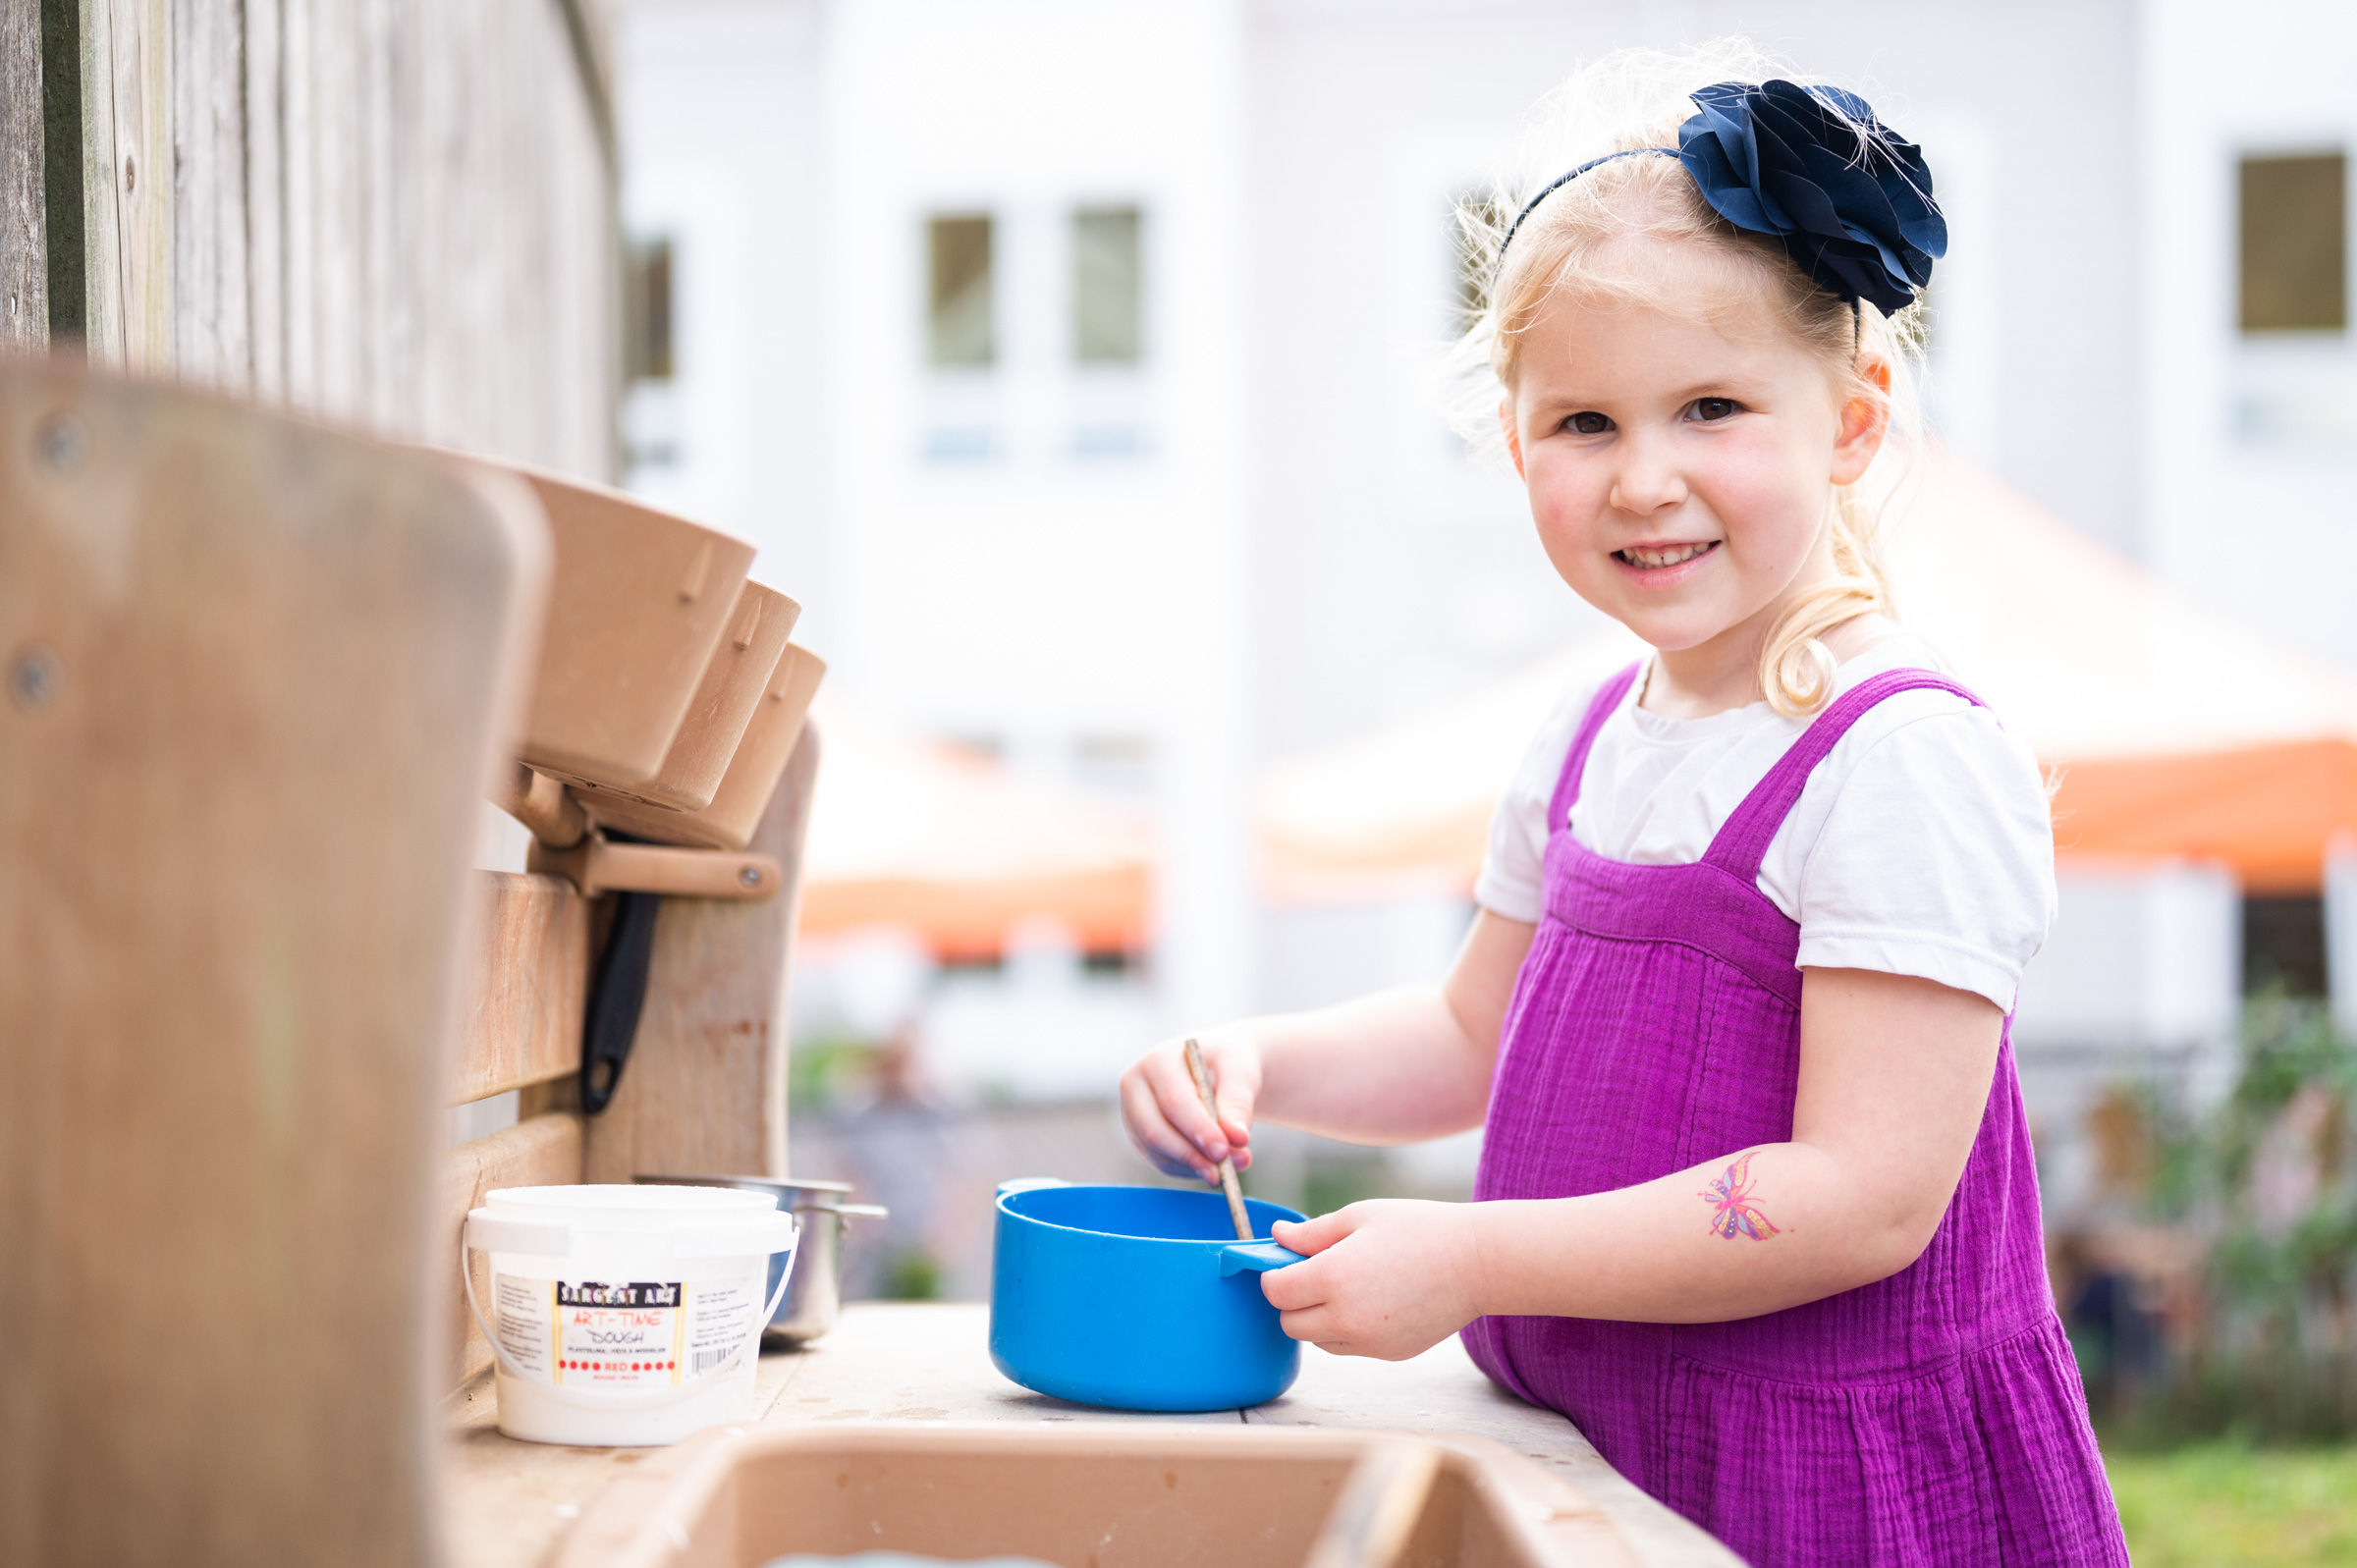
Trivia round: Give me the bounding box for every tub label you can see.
[495,1273,760,1388]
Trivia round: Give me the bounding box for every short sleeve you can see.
[1472,683,1594,926]
[1790,707,2056,1011]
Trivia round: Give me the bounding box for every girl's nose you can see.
[1607,431,1688,515]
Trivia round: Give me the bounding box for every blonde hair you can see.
[1443,42,1930,717]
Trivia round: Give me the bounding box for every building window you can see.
[623,236,674,382]
[2243,895,2328,996]
[2239,152,2346,334]
[1071,205,1142,364]
[928,213,996,367]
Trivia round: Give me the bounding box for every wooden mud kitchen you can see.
[0,9,1739,1564]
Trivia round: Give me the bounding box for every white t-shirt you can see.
[1471,634,2056,1011]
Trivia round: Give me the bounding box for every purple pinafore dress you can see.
[1464,666,2127,1567]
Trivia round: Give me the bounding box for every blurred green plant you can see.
[2096,996,2357,1443]
[790,1032,881,1114]
[1300,1152,1395,1218]
[882,1246,942,1302]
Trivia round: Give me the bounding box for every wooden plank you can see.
[277,0,317,406]
[581,727,819,1183]
[78,0,170,372]
[240,0,286,400]
[442,1110,584,1391]
[169,0,250,389]
[455,871,590,1105]
[0,0,44,351]
[0,362,547,1568]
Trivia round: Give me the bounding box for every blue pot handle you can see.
[1220,1240,1307,1276]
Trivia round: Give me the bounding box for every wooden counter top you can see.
[444,1302,1739,1568]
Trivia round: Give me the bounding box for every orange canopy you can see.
[797,711,1154,958]
[1261,453,2357,899]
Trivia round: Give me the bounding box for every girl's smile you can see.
[1614,538,1722,580]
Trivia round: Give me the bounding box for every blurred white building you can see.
[608,0,2356,1202]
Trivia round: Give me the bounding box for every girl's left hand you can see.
[1262,1201,1486,1361]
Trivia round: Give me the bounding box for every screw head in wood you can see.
[37,413,86,472]
[8,644,61,712]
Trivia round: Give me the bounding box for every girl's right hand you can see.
[1119,1033,1262,1182]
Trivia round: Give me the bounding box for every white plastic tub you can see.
[464,1184,798,1446]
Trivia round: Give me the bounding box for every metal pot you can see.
[632,1174,888,1344]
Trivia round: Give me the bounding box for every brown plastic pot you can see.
[583,643,824,849]
[484,460,756,789]
[567,579,799,813]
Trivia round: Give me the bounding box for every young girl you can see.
[1121,45,2128,1566]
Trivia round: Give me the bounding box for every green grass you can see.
[2109,1441,2357,1566]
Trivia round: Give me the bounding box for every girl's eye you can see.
[1688,398,1739,422]
[1566,411,1613,435]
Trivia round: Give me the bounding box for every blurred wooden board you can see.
[443,1303,1740,1568]
[443,1111,586,1390]
[581,726,818,1182]
[0,364,545,1568]
[457,872,590,1104]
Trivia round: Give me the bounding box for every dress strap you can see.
[1548,662,1644,833]
[1700,669,1986,882]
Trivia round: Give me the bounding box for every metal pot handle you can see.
[797,1201,889,1220]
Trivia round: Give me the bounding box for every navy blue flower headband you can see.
[1495,80,1946,318]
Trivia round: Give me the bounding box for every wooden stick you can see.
[496,761,588,848]
[1183,1038,1253,1241]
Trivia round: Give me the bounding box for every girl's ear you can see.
[1829,356,1892,485]
[1500,400,1525,479]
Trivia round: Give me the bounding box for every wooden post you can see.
[582,725,820,1182]
[0,363,547,1567]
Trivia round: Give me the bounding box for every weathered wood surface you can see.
[0,363,546,1568]
[444,1110,587,1391]
[78,0,169,372]
[457,871,591,1105]
[0,0,42,350]
[63,0,616,479]
[582,726,821,1183]
[442,1304,1743,1568]
[170,0,249,383]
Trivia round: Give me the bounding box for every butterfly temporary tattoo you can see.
[1700,1151,1782,1241]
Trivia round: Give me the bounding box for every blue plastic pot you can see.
[989,1181,1308,1412]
